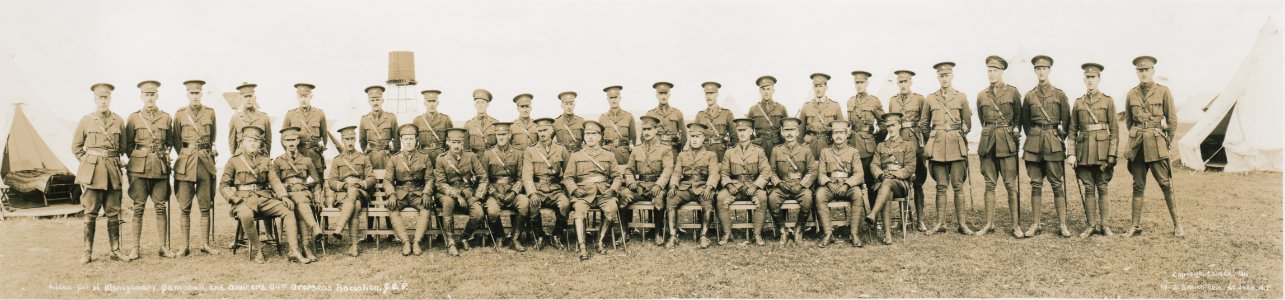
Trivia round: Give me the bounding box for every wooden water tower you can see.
[386,51,419,117]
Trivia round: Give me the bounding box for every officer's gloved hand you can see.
[282,197,296,211]
[573,188,589,198]
[1066,155,1077,166]
[649,185,664,199]
[617,188,633,201]
[745,184,759,196]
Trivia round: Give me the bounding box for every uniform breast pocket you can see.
[575,161,598,172]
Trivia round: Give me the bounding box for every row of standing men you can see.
[72,54,1183,264]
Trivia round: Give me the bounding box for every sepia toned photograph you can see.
[0,0,1281,298]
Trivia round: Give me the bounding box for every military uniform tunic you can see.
[522,141,572,217]
[433,150,487,218]
[599,109,636,164]
[553,114,586,152]
[797,97,844,157]
[271,152,319,206]
[1021,83,1072,162]
[172,105,218,214]
[767,142,817,217]
[624,139,673,209]
[846,93,885,158]
[326,151,374,205]
[360,111,399,169]
[411,111,453,158]
[483,145,527,212]
[644,105,686,150]
[920,88,972,162]
[1069,91,1119,166]
[746,100,788,158]
[463,114,499,153]
[228,110,272,157]
[73,111,126,220]
[562,146,623,218]
[976,83,1022,158]
[694,107,736,158]
[667,148,720,211]
[386,148,433,211]
[511,117,538,149]
[281,106,328,176]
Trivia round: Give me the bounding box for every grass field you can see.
[2,155,1279,298]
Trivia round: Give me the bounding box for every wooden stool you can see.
[231,215,283,258]
[676,202,706,241]
[728,200,757,240]
[891,197,910,240]
[625,201,658,243]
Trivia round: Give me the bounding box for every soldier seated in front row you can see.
[522,118,572,250]
[325,126,374,257]
[620,115,673,246]
[767,117,817,246]
[664,123,720,249]
[815,120,868,248]
[864,113,917,245]
[383,124,434,256]
[219,126,310,264]
[482,122,530,252]
[715,118,771,246]
[270,127,321,261]
[563,120,624,260]
[434,128,488,256]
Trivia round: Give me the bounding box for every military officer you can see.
[464,89,499,153]
[766,118,816,246]
[921,61,975,235]
[563,120,624,260]
[716,118,772,246]
[599,85,636,164]
[172,79,219,256]
[1067,62,1119,238]
[645,82,687,152]
[695,82,735,160]
[1020,55,1073,238]
[228,82,271,157]
[281,83,329,187]
[360,85,399,169]
[434,128,488,255]
[271,127,321,261]
[511,93,538,149]
[1122,55,1183,237]
[815,120,868,247]
[846,70,887,208]
[220,126,310,264]
[521,117,572,250]
[382,124,434,255]
[746,76,788,159]
[412,90,452,159]
[481,122,529,251]
[797,73,844,160]
[975,56,1023,237]
[553,91,586,153]
[124,80,177,260]
[664,123,720,249]
[74,83,129,264]
[887,70,929,231]
[620,116,674,245]
[325,126,374,257]
[864,113,917,245]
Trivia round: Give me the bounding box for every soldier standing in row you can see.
[665,123,720,249]
[846,70,885,208]
[75,83,129,264]
[1021,55,1073,238]
[645,82,686,153]
[228,83,271,158]
[553,91,586,153]
[563,121,623,260]
[359,85,398,242]
[464,89,499,153]
[511,93,538,149]
[621,116,674,245]
[281,83,328,194]
[797,73,844,160]
[716,118,772,246]
[383,124,434,255]
[887,70,929,232]
[1122,55,1183,237]
[412,90,452,159]
[974,56,1023,237]
[124,80,177,260]
[695,82,735,160]
[921,62,974,235]
[434,128,488,255]
[599,85,635,165]
[864,113,917,245]
[1067,62,1119,238]
[522,118,572,250]
[326,126,374,257]
[746,76,788,159]
[482,122,529,251]
[271,127,321,261]
[221,126,310,264]
[815,120,867,247]
[172,80,219,256]
[766,117,816,246]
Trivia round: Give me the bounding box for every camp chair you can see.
[625,200,659,244]
[728,200,757,241]
[231,214,284,259]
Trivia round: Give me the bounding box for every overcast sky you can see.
[0,0,1280,162]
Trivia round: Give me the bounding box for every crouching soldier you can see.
[767,117,816,246]
[563,120,624,260]
[522,118,572,250]
[483,122,530,252]
[864,113,917,245]
[434,128,488,256]
[716,118,771,246]
[664,123,720,249]
[815,120,868,247]
[621,116,674,245]
[271,127,321,261]
[325,126,374,257]
[221,126,310,264]
[383,124,434,255]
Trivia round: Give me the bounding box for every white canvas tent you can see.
[0,48,79,177]
[1178,20,1282,172]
